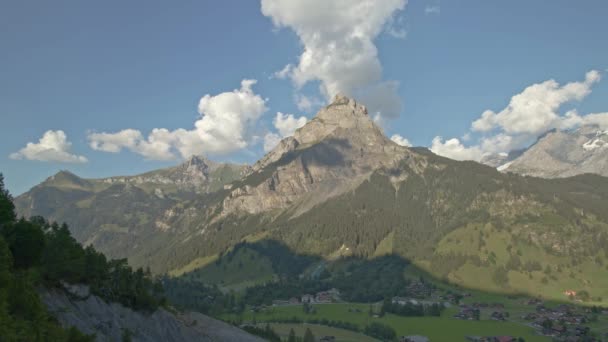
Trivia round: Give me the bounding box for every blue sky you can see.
[2,0,608,195]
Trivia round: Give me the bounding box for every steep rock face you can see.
[500,125,608,177]
[221,94,418,217]
[41,286,263,342]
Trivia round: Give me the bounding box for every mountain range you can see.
[490,125,608,178]
[15,95,608,303]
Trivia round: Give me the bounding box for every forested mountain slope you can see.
[15,156,245,259]
[16,95,608,303]
[1,173,262,342]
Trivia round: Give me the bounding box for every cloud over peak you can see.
[432,70,607,161]
[262,0,407,120]
[472,70,601,136]
[390,134,412,147]
[263,112,308,152]
[10,130,87,163]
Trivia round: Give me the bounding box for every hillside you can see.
[41,285,264,342]
[0,173,262,342]
[14,156,245,259]
[16,95,608,303]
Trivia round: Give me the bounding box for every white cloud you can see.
[88,129,142,153]
[354,81,402,120]
[390,134,412,147]
[274,112,308,137]
[424,5,440,15]
[10,130,87,163]
[430,136,484,161]
[295,94,323,112]
[472,70,601,136]
[88,79,268,160]
[263,133,282,152]
[263,112,308,152]
[432,70,606,161]
[261,0,407,120]
[559,110,608,130]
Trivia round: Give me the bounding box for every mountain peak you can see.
[183,155,211,168]
[292,94,379,147]
[319,93,368,120]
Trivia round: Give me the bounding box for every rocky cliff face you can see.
[498,125,608,178]
[41,285,263,342]
[221,94,422,217]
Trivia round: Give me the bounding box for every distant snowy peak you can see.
[487,125,608,178]
[582,130,608,151]
[496,161,513,172]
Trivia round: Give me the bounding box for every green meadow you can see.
[258,323,380,342]
[224,303,549,342]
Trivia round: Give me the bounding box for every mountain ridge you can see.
[499,125,608,178]
[15,95,608,303]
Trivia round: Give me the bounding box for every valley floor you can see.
[223,302,551,342]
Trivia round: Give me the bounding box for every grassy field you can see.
[224,303,549,342]
[258,323,379,342]
[432,220,608,305]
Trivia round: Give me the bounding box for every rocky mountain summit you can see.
[497,125,608,178]
[223,94,418,217]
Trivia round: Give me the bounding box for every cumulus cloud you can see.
[558,110,608,130]
[274,112,308,137]
[263,133,282,152]
[263,112,308,152]
[390,134,412,147]
[89,80,268,160]
[430,137,484,161]
[295,94,323,112]
[10,130,87,163]
[261,0,406,120]
[472,70,600,136]
[431,70,606,161]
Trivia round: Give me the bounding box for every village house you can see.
[315,291,333,303]
[301,294,315,303]
[490,311,507,321]
[454,306,479,320]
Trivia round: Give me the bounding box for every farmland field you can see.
[224,303,550,341]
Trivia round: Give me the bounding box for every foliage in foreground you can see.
[0,173,165,341]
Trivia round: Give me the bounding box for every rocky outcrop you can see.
[40,286,263,342]
[221,94,420,217]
